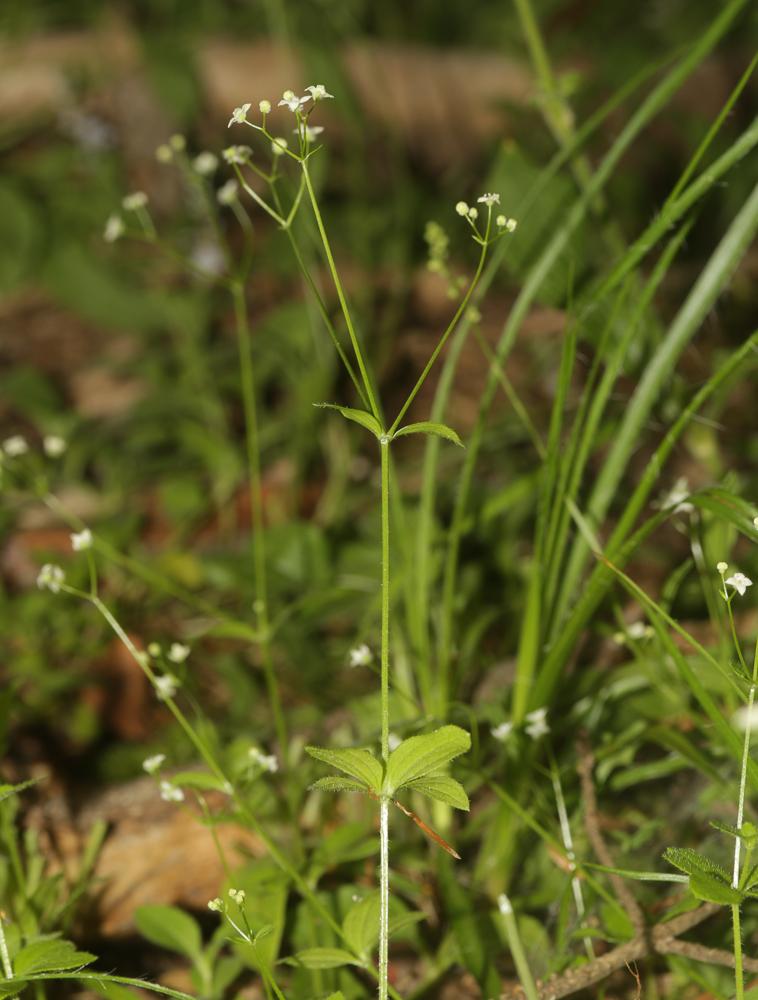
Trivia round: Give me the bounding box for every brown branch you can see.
[576,736,645,933]
[499,741,757,998]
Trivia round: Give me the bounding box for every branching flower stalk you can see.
[223,92,513,998]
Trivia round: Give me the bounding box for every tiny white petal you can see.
[155,673,180,701]
[348,643,373,668]
[159,780,184,802]
[3,435,29,457]
[43,435,67,457]
[122,191,148,211]
[143,753,166,775]
[505,218,518,232]
[193,151,218,175]
[305,84,334,101]
[388,732,402,751]
[208,897,223,912]
[36,564,65,593]
[168,642,190,664]
[491,721,513,743]
[477,192,500,207]
[216,179,239,206]
[103,214,125,243]
[70,528,93,552]
[726,573,753,597]
[222,145,251,165]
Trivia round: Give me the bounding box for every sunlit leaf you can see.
[305,745,383,794]
[393,421,463,447]
[386,726,470,793]
[314,403,383,439]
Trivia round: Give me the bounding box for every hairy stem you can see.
[379,436,391,999]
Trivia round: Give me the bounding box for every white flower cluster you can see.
[455,194,517,237]
[491,706,550,744]
[249,746,278,773]
[348,643,373,668]
[37,564,65,593]
[718,562,753,597]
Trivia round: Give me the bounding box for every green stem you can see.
[231,282,288,763]
[498,894,539,1000]
[379,436,391,999]
[0,918,12,979]
[733,904,744,1000]
[389,225,489,435]
[85,592,402,997]
[300,160,380,419]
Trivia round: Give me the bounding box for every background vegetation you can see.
[1,1,757,997]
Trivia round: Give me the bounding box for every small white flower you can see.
[228,887,246,905]
[717,561,729,575]
[278,90,310,112]
[147,642,162,657]
[733,703,758,733]
[271,136,288,156]
[259,99,271,114]
[155,144,173,163]
[525,707,550,740]
[103,214,125,243]
[222,145,251,165]
[168,642,190,664]
[753,516,758,529]
[193,151,218,175]
[348,643,373,668]
[496,214,507,228]
[70,528,93,552]
[169,134,186,152]
[626,621,651,640]
[505,218,518,232]
[3,435,28,456]
[491,721,513,743]
[155,673,180,701]
[122,191,148,212]
[142,753,166,775]
[43,435,67,457]
[388,732,402,752]
[228,103,252,127]
[296,124,324,143]
[207,897,224,912]
[467,207,479,220]
[726,573,753,597]
[190,240,226,276]
[249,747,278,773]
[217,179,239,206]
[455,201,469,216]
[656,477,693,514]
[477,193,500,207]
[159,781,184,803]
[37,564,65,593]
[305,84,334,102]
[497,893,513,915]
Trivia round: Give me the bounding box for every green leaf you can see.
[689,871,743,905]
[0,981,27,999]
[405,774,469,810]
[305,745,383,794]
[710,819,758,846]
[309,776,369,795]
[663,847,731,883]
[393,421,463,447]
[325,994,345,1000]
[284,947,362,970]
[386,726,470,793]
[0,778,44,804]
[314,404,383,439]
[170,770,229,793]
[134,905,202,960]
[14,939,96,976]
[342,892,380,958]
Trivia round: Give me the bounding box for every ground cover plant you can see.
[1,1,758,998]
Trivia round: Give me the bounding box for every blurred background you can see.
[1,0,757,982]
